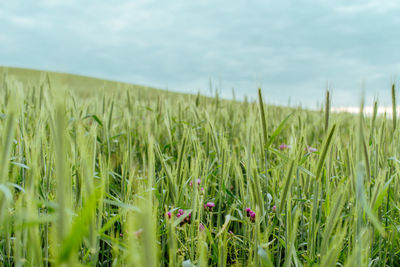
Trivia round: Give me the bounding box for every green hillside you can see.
[0,66,155,94]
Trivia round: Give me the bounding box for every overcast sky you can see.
[1,0,399,107]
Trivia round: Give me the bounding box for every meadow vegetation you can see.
[0,67,399,266]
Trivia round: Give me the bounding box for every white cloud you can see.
[333,0,400,14]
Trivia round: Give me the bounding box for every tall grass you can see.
[0,71,399,266]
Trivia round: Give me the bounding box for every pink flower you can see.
[245,208,252,217]
[245,208,256,222]
[167,212,172,219]
[190,178,201,187]
[204,202,215,211]
[177,209,184,218]
[176,210,192,225]
[199,223,205,232]
[272,205,277,213]
[306,146,317,153]
[279,144,291,150]
[249,211,256,222]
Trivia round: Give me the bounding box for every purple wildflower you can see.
[279,144,291,150]
[306,146,317,153]
[272,205,277,213]
[204,202,215,211]
[167,212,172,219]
[245,208,252,217]
[190,178,201,187]
[175,210,191,225]
[199,223,205,232]
[177,209,184,218]
[249,211,256,222]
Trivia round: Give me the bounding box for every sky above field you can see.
[1,0,399,107]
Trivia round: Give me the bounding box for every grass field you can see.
[0,66,399,266]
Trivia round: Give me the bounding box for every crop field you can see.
[0,67,399,266]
